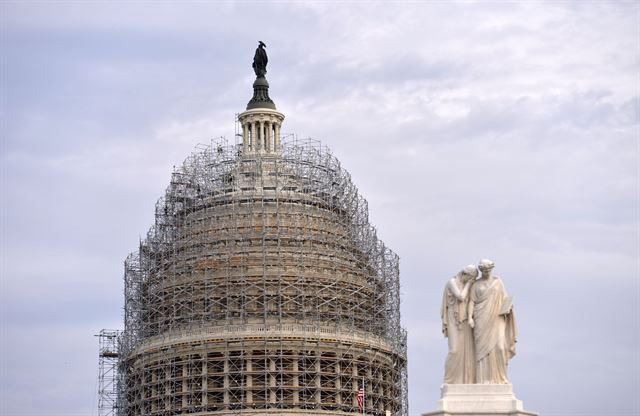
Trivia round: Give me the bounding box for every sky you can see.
[1,1,638,415]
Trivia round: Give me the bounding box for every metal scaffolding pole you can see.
[116,136,408,416]
[97,329,121,416]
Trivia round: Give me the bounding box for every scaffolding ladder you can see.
[97,329,121,416]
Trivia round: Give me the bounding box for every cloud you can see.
[1,1,638,415]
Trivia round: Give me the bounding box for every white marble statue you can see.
[468,259,517,384]
[441,265,478,384]
[427,261,535,415]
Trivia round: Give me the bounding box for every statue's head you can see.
[478,259,495,272]
[259,41,266,48]
[461,265,478,281]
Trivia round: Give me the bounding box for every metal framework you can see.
[98,329,121,416]
[117,136,408,416]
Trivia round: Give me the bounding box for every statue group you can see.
[441,259,517,384]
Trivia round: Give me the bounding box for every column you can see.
[315,357,321,404]
[367,362,372,411]
[293,358,299,405]
[352,361,358,408]
[269,357,276,404]
[223,358,229,406]
[275,124,281,150]
[251,121,257,152]
[335,361,342,405]
[165,365,171,411]
[182,363,188,409]
[265,121,272,153]
[246,357,253,404]
[151,370,157,413]
[202,360,208,407]
[259,121,265,153]
[242,122,248,153]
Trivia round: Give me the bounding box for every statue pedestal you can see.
[422,384,538,416]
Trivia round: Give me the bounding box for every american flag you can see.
[357,383,365,413]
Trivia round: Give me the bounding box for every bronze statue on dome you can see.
[253,41,268,78]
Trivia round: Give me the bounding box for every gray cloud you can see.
[1,1,638,415]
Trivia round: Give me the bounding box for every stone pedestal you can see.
[422,384,538,416]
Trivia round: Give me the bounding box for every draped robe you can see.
[470,277,517,384]
[441,278,475,384]
[253,46,268,77]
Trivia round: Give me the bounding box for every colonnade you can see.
[238,109,284,155]
[242,119,281,153]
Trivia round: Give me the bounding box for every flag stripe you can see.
[357,385,365,412]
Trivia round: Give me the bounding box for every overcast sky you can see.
[1,1,638,415]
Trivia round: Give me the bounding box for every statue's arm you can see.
[447,279,471,301]
[461,280,471,299]
[468,287,476,328]
[440,289,448,337]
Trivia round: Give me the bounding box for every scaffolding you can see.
[118,136,408,416]
[98,329,121,416]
